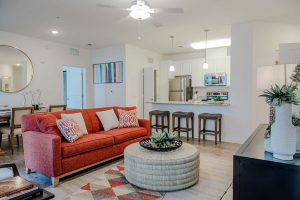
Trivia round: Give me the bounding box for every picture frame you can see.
[93,61,123,84]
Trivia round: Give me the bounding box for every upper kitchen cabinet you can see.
[191,58,205,87]
[180,60,192,76]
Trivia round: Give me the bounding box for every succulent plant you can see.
[150,130,177,148]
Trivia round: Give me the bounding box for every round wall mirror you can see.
[0,45,34,93]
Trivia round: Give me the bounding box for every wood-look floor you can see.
[0,137,240,200]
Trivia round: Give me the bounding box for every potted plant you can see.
[260,84,299,160]
[264,124,272,153]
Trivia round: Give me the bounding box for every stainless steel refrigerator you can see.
[169,76,192,102]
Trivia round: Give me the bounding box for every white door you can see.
[63,66,85,109]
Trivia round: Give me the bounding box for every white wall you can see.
[251,22,300,130]
[229,22,300,142]
[91,45,126,108]
[0,30,93,107]
[125,44,162,117]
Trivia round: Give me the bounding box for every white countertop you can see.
[149,100,230,106]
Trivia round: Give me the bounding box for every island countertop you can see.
[149,100,230,106]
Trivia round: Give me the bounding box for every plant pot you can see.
[296,127,300,152]
[264,138,272,153]
[271,104,296,160]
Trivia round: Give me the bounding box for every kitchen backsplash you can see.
[193,86,230,100]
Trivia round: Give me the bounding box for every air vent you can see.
[69,48,80,56]
[148,57,154,64]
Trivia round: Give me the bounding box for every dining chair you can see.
[49,104,67,112]
[0,107,34,154]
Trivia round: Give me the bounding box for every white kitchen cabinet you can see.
[181,60,192,76]
[191,58,205,87]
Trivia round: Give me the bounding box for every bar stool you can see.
[172,112,194,140]
[198,113,222,144]
[149,110,170,132]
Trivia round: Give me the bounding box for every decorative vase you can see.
[296,127,300,153]
[264,138,272,153]
[271,104,296,160]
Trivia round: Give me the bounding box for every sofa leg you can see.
[25,168,31,174]
[51,177,59,187]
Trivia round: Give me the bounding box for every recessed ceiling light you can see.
[191,38,231,50]
[15,63,21,66]
[51,30,59,35]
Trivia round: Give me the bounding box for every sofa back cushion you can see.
[50,110,93,133]
[85,107,115,132]
[113,106,137,118]
[21,113,43,132]
[21,107,138,134]
[36,114,62,138]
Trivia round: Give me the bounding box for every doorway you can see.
[63,66,86,109]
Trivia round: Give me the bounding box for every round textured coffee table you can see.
[124,142,199,191]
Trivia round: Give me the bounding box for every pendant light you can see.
[203,30,209,69]
[169,36,175,72]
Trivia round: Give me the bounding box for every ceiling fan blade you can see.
[152,8,184,14]
[149,17,163,28]
[96,3,125,9]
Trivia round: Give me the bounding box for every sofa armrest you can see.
[22,131,62,178]
[138,119,151,137]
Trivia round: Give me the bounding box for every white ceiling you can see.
[0,0,299,54]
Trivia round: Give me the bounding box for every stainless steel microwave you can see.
[204,73,227,86]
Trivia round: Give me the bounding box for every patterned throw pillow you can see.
[118,109,139,128]
[56,119,82,142]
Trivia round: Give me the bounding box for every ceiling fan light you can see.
[130,10,150,20]
[169,65,175,72]
[203,62,209,69]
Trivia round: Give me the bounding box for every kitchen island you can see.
[144,100,238,143]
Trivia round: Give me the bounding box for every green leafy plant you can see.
[265,124,271,139]
[212,96,222,101]
[292,112,300,127]
[150,130,177,148]
[290,63,300,83]
[260,84,299,106]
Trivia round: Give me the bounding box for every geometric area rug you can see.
[80,165,165,200]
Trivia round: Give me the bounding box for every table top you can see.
[234,124,300,167]
[125,142,199,164]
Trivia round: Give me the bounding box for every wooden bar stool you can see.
[198,113,222,144]
[172,112,194,141]
[149,110,170,132]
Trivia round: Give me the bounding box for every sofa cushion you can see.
[57,119,82,143]
[51,110,93,133]
[96,109,119,131]
[61,133,114,158]
[85,107,115,132]
[113,106,136,118]
[61,113,88,135]
[35,114,62,138]
[100,127,147,144]
[21,113,44,133]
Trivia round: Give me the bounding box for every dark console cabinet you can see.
[233,125,300,200]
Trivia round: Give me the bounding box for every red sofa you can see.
[21,106,150,187]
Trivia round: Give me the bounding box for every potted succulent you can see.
[260,84,299,160]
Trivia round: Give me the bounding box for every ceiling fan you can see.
[96,0,184,28]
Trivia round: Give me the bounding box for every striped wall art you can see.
[93,61,123,84]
